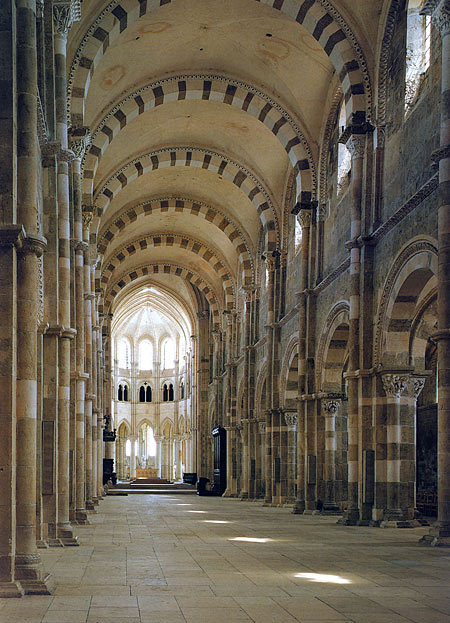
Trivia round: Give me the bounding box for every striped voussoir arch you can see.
[91,147,279,250]
[100,233,236,310]
[97,198,255,285]
[82,74,315,206]
[69,0,369,128]
[103,263,221,322]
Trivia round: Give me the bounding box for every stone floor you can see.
[1,496,450,623]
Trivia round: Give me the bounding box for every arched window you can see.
[123,385,128,401]
[117,339,130,368]
[118,384,123,401]
[405,1,431,114]
[180,381,184,400]
[139,386,145,402]
[146,385,152,402]
[163,384,168,402]
[162,338,175,369]
[139,339,153,370]
[337,101,351,193]
[168,383,174,401]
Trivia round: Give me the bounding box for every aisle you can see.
[0,495,449,623]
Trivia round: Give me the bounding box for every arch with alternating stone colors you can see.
[69,0,370,127]
[103,263,222,323]
[90,147,279,250]
[97,197,255,285]
[100,233,236,309]
[82,75,315,204]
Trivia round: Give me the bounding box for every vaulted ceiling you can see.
[68,0,383,320]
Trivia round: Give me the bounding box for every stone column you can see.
[53,0,81,546]
[380,373,409,527]
[284,412,297,505]
[322,399,341,514]
[0,0,19,595]
[256,420,266,499]
[174,435,182,481]
[70,131,90,525]
[340,132,366,525]
[421,0,450,546]
[13,0,53,593]
[155,435,162,478]
[84,263,95,509]
[224,426,233,497]
[240,420,249,499]
[294,208,311,513]
[129,435,137,480]
[264,410,273,505]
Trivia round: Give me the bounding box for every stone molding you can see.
[319,87,343,207]
[377,0,402,127]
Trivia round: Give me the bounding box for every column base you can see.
[239,491,249,500]
[321,503,342,515]
[36,540,49,549]
[0,582,24,598]
[337,508,360,525]
[57,523,79,546]
[15,555,54,595]
[92,497,99,506]
[47,539,64,548]
[75,510,89,525]
[380,519,421,528]
[292,500,305,514]
[85,501,96,511]
[419,522,450,547]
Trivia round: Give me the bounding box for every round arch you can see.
[89,147,278,251]
[69,1,370,127]
[374,238,438,368]
[97,197,255,285]
[103,263,222,323]
[100,232,235,309]
[315,301,350,392]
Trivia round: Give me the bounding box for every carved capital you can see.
[422,0,450,37]
[265,256,276,273]
[82,211,93,231]
[323,399,341,415]
[70,127,91,161]
[410,376,426,400]
[19,233,47,257]
[297,208,312,229]
[283,412,298,428]
[381,373,409,398]
[58,148,75,163]
[197,310,209,320]
[52,1,81,36]
[346,134,366,159]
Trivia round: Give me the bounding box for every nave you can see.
[1,494,449,623]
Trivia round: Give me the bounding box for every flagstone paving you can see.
[1,496,449,622]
